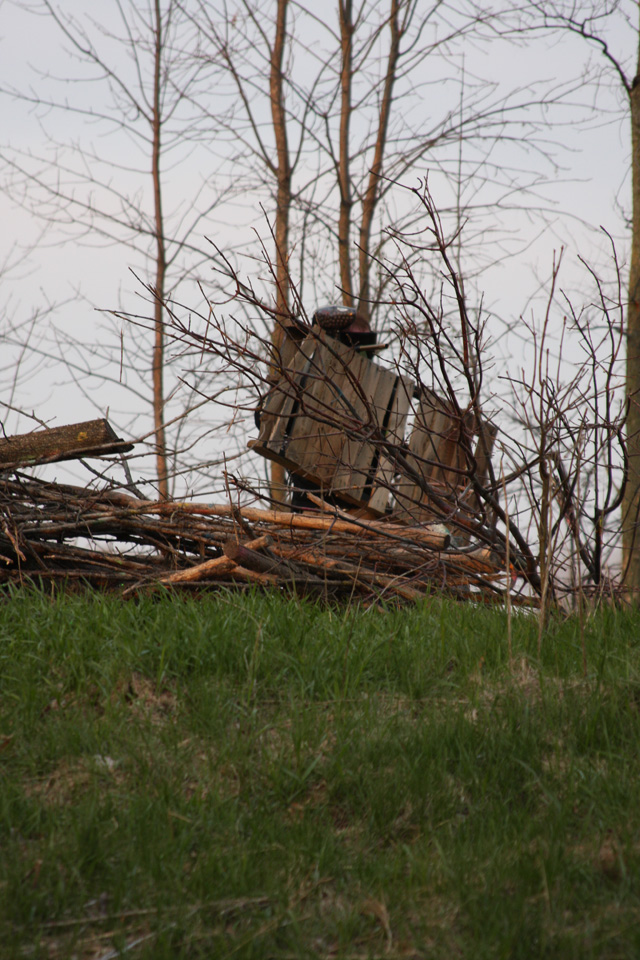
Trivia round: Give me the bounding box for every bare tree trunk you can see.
[357,0,400,324]
[622,26,640,600]
[269,0,291,503]
[270,0,291,323]
[338,0,354,306]
[152,0,169,500]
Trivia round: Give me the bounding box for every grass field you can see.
[1,588,640,959]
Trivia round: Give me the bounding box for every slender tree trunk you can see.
[152,0,169,500]
[270,0,291,324]
[357,0,400,324]
[622,27,640,600]
[338,0,354,305]
[269,0,291,504]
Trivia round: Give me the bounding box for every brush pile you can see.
[0,475,516,604]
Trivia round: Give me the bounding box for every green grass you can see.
[1,588,640,958]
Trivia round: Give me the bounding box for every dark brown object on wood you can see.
[0,419,134,470]
[313,304,358,331]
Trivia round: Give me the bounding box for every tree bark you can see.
[152,0,169,500]
[357,0,401,324]
[269,0,292,504]
[270,0,291,324]
[622,25,640,601]
[338,0,354,305]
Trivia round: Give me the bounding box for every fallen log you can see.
[0,419,134,470]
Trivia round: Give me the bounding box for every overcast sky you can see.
[0,0,636,499]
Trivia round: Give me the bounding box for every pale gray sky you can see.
[0,0,635,502]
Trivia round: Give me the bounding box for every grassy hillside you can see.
[1,589,640,958]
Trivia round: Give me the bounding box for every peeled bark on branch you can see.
[0,476,518,603]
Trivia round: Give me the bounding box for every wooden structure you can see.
[0,419,134,471]
[249,331,413,514]
[250,329,497,520]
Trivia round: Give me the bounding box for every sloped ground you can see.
[1,591,639,959]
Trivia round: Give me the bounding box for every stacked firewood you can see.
[0,475,513,603]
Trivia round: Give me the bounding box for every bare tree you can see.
[0,0,229,498]
[187,1,577,315]
[173,0,579,504]
[511,1,639,597]
[160,183,627,612]
[270,0,293,328]
[2,0,598,509]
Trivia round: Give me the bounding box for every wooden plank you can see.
[342,364,402,510]
[467,421,499,514]
[328,358,413,512]
[330,348,383,499]
[393,393,449,518]
[256,336,316,450]
[415,392,455,479]
[285,337,354,481]
[250,332,413,512]
[249,335,353,484]
[435,422,467,493]
[247,437,300,474]
[367,371,414,514]
[0,419,134,470]
[392,389,496,527]
[277,337,322,440]
[254,387,290,450]
[283,335,372,492]
[393,391,470,521]
[270,326,304,379]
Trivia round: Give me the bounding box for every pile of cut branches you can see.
[0,475,517,604]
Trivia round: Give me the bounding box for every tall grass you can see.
[1,589,640,958]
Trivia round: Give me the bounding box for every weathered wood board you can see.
[0,419,134,471]
[249,332,412,513]
[392,390,497,524]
